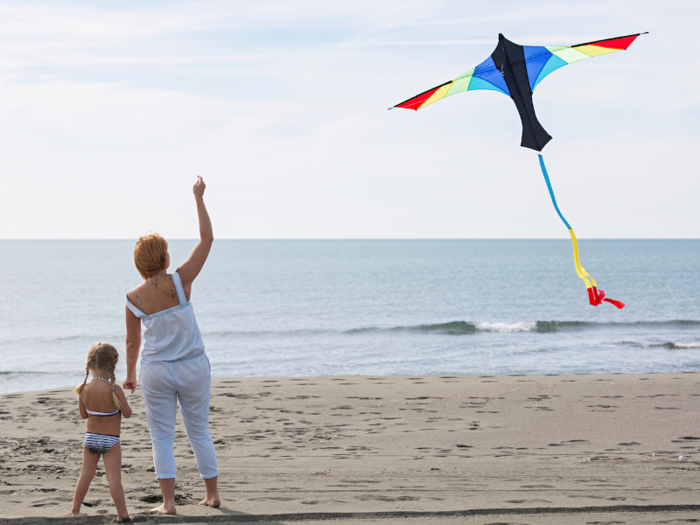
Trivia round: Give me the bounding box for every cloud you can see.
[0,0,698,238]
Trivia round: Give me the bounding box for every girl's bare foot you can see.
[199,495,220,507]
[116,516,134,523]
[150,503,176,515]
[71,511,83,516]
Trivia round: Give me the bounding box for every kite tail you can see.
[538,155,624,309]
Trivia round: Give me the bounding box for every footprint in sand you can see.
[506,498,552,504]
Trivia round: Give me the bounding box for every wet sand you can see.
[2,372,700,523]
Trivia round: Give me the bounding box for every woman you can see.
[123,176,219,515]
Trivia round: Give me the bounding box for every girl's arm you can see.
[114,385,132,418]
[123,306,141,394]
[177,176,214,288]
[78,396,88,419]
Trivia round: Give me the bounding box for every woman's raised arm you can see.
[177,176,214,288]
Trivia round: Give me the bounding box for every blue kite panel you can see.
[525,50,552,91]
[473,57,510,95]
[468,76,508,95]
[533,54,568,90]
[474,56,497,75]
[523,46,551,61]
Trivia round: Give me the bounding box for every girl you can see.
[72,342,133,521]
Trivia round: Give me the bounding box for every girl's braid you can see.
[109,360,121,409]
[74,365,89,395]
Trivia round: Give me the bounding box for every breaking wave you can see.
[347,320,700,336]
[0,371,50,375]
[620,341,700,350]
[204,320,700,338]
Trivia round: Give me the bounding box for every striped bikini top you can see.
[84,377,121,417]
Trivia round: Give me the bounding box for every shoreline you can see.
[3,368,700,397]
[2,372,700,522]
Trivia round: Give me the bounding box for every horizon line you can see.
[1,238,698,242]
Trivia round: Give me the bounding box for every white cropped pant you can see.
[140,351,219,480]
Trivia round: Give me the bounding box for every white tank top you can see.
[125,271,205,362]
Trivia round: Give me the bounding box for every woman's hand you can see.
[123,377,138,394]
[178,176,213,287]
[193,175,206,201]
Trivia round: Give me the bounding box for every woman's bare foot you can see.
[71,511,83,516]
[116,516,134,523]
[150,503,176,515]
[200,476,220,507]
[199,495,220,507]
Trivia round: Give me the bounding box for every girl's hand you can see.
[193,176,206,201]
[123,377,138,394]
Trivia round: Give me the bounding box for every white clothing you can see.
[125,271,204,362]
[127,271,218,480]
[140,351,218,479]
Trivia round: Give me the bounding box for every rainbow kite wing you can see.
[526,34,643,90]
[392,33,644,152]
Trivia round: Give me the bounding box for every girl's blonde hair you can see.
[134,233,169,279]
[74,342,122,409]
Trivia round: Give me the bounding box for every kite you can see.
[392,33,645,308]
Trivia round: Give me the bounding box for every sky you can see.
[0,0,697,239]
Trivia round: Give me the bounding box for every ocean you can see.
[1,240,699,394]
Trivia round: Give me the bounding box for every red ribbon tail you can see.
[587,287,597,306]
[592,287,604,305]
[587,287,623,308]
[588,286,605,306]
[604,298,625,309]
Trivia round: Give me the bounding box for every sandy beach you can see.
[2,372,700,524]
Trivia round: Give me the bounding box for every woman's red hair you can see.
[134,233,168,279]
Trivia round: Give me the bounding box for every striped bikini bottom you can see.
[84,432,120,454]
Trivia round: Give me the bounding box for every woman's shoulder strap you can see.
[125,293,147,318]
[172,272,187,305]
